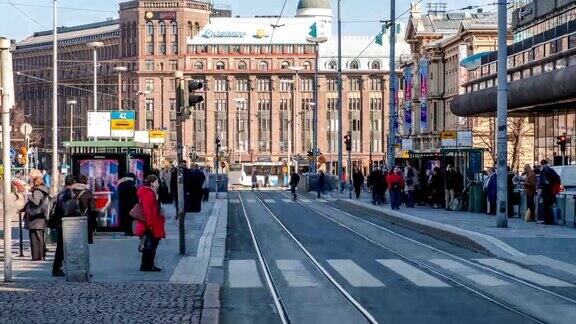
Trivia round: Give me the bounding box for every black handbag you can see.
[138,231,154,253]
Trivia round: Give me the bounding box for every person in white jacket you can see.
[202,167,210,202]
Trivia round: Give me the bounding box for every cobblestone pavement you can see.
[0,281,205,324]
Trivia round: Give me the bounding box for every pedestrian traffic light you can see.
[344,133,352,152]
[557,135,567,152]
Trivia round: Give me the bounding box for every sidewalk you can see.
[330,191,576,282]
[0,195,228,324]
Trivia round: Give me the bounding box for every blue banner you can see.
[403,67,413,135]
[419,58,429,132]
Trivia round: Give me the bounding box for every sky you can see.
[0,0,497,42]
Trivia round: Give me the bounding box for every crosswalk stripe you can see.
[264,199,276,203]
[377,259,450,287]
[430,259,509,287]
[327,259,385,287]
[281,199,293,203]
[246,199,256,203]
[474,258,574,287]
[229,199,241,204]
[276,260,319,287]
[227,260,263,288]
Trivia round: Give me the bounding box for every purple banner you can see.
[403,67,413,135]
[420,58,429,132]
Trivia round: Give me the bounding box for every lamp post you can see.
[306,37,328,174]
[87,41,104,111]
[288,66,304,173]
[233,98,248,165]
[113,66,128,110]
[66,100,77,143]
[137,90,151,130]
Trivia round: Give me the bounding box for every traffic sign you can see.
[10,148,16,160]
[20,123,33,136]
[110,111,136,138]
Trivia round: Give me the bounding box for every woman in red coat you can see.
[135,175,166,272]
[387,167,405,210]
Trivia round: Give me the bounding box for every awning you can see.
[451,64,576,117]
[460,51,491,70]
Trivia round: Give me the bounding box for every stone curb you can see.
[340,198,527,260]
[200,283,221,324]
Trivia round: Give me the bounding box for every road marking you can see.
[229,199,241,204]
[281,199,293,203]
[530,255,576,276]
[327,259,385,287]
[227,260,263,288]
[264,199,276,203]
[430,259,509,287]
[474,258,574,287]
[317,199,328,203]
[276,259,319,287]
[377,259,450,287]
[300,199,311,203]
[246,198,256,203]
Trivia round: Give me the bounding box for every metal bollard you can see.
[62,216,90,282]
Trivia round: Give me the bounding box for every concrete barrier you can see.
[62,216,90,282]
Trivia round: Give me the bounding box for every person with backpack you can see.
[289,171,301,201]
[539,159,561,225]
[118,173,139,236]
[387,166,405,210]
[404,162,417,208]
[73,175,97,244]
[51,175,76,277]
[24,172,53,261]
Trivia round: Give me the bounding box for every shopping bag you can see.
[524,209,533,222]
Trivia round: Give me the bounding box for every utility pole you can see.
[337,0,344,191]
[51,0,59,194]
[306,37,327,174]
[1,37,15,282]
[175,72,186,255]
[387,0,397,170]
[496,0,508,228]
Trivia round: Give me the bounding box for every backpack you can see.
[62,190,87,217]
[406,168,414,186]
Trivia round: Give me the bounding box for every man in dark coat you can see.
[352,168,364,199]
[539,159,561,225]
[51,174,76,276]
[185,165,205,213]
[289,172,301,201]
[368,168,383,205]
[73,175,97,244]
[117,173,139,236]
[317,171,326,198]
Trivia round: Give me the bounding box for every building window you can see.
[301,98,313,152]
[259,61,269,71]
[257,78,270,92]
[169,98,176,111]
[280,78,292,92]
[237,99,249,152]
[169,60,178,70]
[171,42,178,54]
[214,78,227,92]
[236,78,249,92]
[146,22,154,36]
[159,42,166,55]
[349,78,362,91]
[145,60,154,71]
[328,61,337,70]
[280,98,292,152]
[146,98,154,111]
[146,42,154,55]
[370,78,382,91]
[145,79,154,92]
[257,99,271,152]
[370,98,383,152]
[300,78,313,92]
[194,61,204,70]
[159,22,166,35]
[349,60,360,70]
[216,61,225,70]
[349,98,361,152]
[281,61,290,69]
[303,61,312,70]
[327,78,338,91]
[195,22,200,34]
[326,98,338,152]
[371,61,381,70]
[171,21,178,35]
[238,61,247,70]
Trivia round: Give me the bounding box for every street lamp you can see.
[306,36,328,173]
[233,98,248,164]
[137,90,151,130]
[113,66,128,110]
[66,100,77,142]
[87,41,104,111]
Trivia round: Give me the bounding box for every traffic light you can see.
[344,133,352,152]
[557,135,567,152]
[180,80,204,120]
[216,137,222,150]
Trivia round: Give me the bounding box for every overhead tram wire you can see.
[0,1,116,13]
[268,0,289,46]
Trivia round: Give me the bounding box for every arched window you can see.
[159,21,166,35]
[303,61,312,70]
[146,22,154,36]
[371,61,381,70]
[188,21,193,36]
[259,61,268,71]
[171,21,178,35]
[238,61,247,70]
[349,60,360,70]
[195,22,201,34]
[328,61,337,70]
[194,61,204,70]
[216,61,225,70]
[281,61,290,69]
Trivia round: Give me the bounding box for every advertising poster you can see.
[420,58,429,132]
[130,158,145,187]
[87,111,111,139]
[404,67,413,135]
[79,159,120,229]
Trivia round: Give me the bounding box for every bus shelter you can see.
[63,140,153,231]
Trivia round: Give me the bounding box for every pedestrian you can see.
[289,171,301,201]
[170,164,178,212]
[159,167,172,204]
[387,166,405,210]
[352,167,364,199]
[444,165,456,210]
[184,165,206,213]
[539,159,561,225]
[202,167,210,202]
[135,175,166,272]
[429,167,444,208]
[507,166,516,217]
[381,167,388,204]
[39,165,52,189]
[23,171,52,261]
[340,170,347,193]
[317,170,326,198]
[251,170,258,191]
[74,175,97,244]
[452,169,464,211]
[404,162,417,208]
[368,167,382,205]
[264,171,270,188]
[118,173,139,236]
[51,174,76,277]
[523,164,537,221]
[485,167,498,215]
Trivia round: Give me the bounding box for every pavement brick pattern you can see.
[0,281,205,324]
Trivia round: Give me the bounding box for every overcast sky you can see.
[0,0,497,41]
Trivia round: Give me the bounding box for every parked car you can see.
[552,165,576,192]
